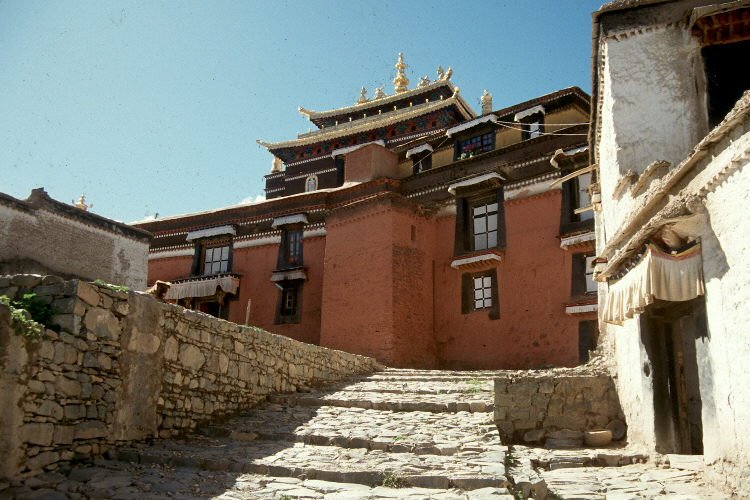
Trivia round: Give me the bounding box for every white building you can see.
[591,0,750,492]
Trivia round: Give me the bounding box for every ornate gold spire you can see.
[393,53,409,93]
[72,194,92,211]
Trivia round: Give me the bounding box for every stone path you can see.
[2,368,730,499]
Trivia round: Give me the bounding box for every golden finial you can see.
[374,86,386,99]
[73,194,92,211]
[357,87,369,104]
[393,53,409,93]
[271,157,283,173]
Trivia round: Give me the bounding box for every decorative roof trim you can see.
[272,213,308,228]
[565,303,598,315]
[549,165,594,188]
[448,172,505,195]
[446,114,498,137]
[405,144,433,158]
[148,248,194,260]
[270,269,307,282]
[450,252,502,269]
[331,140,385,158]
[560,231,596,250]
[257,98,472,151]
[514,105,545,122]
[185,225,236,241]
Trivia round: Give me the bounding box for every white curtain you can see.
[603,244,704,325]
[165,275,240,301]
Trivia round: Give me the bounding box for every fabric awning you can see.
[165,275,240,301]
[603,244,705,325]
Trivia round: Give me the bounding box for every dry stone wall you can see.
[0,275,381,479]
[494,363,626,447]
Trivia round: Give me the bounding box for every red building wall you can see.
[434,190,579,369]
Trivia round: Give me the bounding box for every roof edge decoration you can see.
[448,172,505,195]
[446,114,498,137]
[186,225,236,241]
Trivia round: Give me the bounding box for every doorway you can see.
[642,298,705,454]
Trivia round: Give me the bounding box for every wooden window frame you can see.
[275,281,302,324]
[520,113,544,140]
[194,238,232,276]
[411,153,432,174]
[461,269,500,320]
[277,225,304,270]
[455,131,495,160]
[571,252,597,296]
[454,187,506,256]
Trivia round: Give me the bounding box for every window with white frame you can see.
[203,245,229,275]
[577,172,593,221]
[472,202,499,251]
[474,274,493,310]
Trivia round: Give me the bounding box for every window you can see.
[456,132,494,160]
[305,175,318,192]
[473,274,493,309]
[282,229,302,267]
[202,245,230,275]
[461,270,499,319]
[576,172,593,221]
[702,38,750,128]
[411,153,432,174]
[275,281,302,324]
[572,253,597,295]
[454,189,506,256]
[521,114,544,140]
[472,202,499,251]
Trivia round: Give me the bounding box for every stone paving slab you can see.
[202,405,498,455]
[541,461,730,499]
[268,392,492,413]
[114,440,510,491]
[331,379,494,395]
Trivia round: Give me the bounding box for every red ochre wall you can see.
[229,236,325,346]
[319,198,437,368]
[434,190,579,369]
[148,256,192,283]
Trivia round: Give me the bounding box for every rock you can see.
[76,282,101,307]
[584,429,612,447]
[179,344,206,371]
[25,451,59,471]
[74,421,107,440]
[84,308,120,341]
[41,275,64,285]
[20,423,54,446]
[11,274,42,287]
[523,429,545,442]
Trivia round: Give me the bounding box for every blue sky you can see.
[0,0,603,223]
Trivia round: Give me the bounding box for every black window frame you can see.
[454,187,506,256]
[455,131,495,160]
[461,269,500,320]
[275,281,302,324]
[520,113,544,140]
[277,225,304,270]
[571,252,597,297]
[192,238,233,277]
[411,153,432,174]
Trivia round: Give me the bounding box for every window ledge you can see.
[271,268,307,282]
[451,250,503,270]
[564,296,598,315]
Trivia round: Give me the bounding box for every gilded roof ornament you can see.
[270,157,283,173]
[436,66,445,80]
[417,76,431,88]
[72,194,92,211]
[357,87,369,104]
[298,106,313,118]
[373,86,386,99]
[393,53,409,93]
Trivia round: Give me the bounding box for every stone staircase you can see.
[4,368,729,499]
[113,368,515,498]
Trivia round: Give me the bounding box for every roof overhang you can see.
[272,213,308,228]
[448,172,505,195]
[186,225,236,241]
[446,114,498,137]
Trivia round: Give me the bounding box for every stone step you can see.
[365,374,499,382]
[267,393,493,413]
[115,441,511,492]
[198,404,499,456]
[339,380,494,395]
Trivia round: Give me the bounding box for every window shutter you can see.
[461,273,473,314]
[571,254,585,296]
[455,198,469,255]
[494,187,507,250]
[488,268,500,320]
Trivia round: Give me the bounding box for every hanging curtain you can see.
[165,275,240,301]
[603,244,704,325]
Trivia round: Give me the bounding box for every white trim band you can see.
[514,105,545,122]
[272,213,308,228]
[405,144,433,158]
[448,172,505,195]
[565,304,598,315]
[446,114,498,137]
[560,231,596,249]
[450,253,502,269]
[186,225,236,241]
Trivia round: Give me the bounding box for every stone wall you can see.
[0,189,150,289]
[0,275,381,479]
[493,362,625,447]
